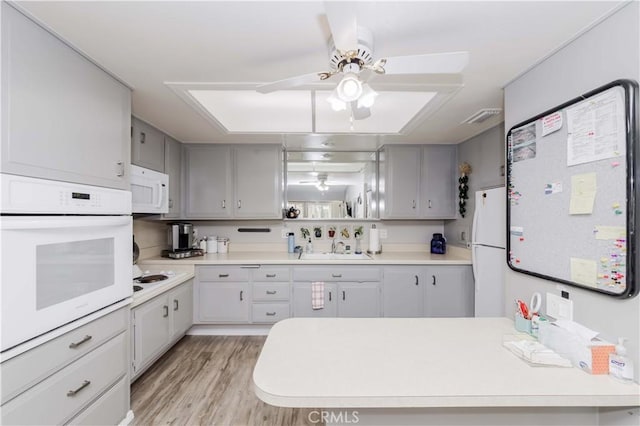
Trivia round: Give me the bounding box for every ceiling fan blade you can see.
[324,1,358,52]
[382,51,469,75]
[350,102,371,120]
[256,72,323,94]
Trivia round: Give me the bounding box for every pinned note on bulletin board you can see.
[506,80,638,298]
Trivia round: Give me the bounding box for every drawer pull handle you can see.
[222,199,226,209]
[342,291,346,301]
[329,291,332,302]
[266,290,277,295]
[240,290,244,301]
[331,274,342,278]
[69,335,92,349]
[163,305,169,317]
[219,274,230,278]
[266,312,276,316]
[67,380,91,397]
[415,275,419,286]
[174,299,179,311]
[266,274,277,278]
[432,275,436,286]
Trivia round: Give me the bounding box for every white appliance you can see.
[0,174,133,352]
[131,164,168,214]
[471,186,506,317]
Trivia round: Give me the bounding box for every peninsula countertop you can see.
[252,317,640,408]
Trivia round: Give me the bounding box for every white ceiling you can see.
[14,1,624,150]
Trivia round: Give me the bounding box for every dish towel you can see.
[311,281,324,310]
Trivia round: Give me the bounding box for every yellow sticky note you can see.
[595,226,626,240]
[612,202,620,209]
[570,257,598,287]
[570,173,597,215]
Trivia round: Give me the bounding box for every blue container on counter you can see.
[430,233,446,254]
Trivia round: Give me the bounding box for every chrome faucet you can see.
[331,240,345,254]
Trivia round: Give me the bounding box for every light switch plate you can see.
[379,229,388,239]
[281,229,289,239]
[546,293,573,320]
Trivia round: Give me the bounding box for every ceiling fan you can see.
[256,2,469,120]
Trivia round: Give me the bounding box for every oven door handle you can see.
[0,216,131,230]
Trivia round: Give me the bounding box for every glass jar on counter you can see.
[430,233,446,254]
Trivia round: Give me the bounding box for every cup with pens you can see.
[514,292,545,336]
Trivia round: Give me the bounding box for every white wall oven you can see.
[0,174,132,352]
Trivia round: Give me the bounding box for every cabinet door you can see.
[1,4,131,190]
[131,117,165,172]
[292,283,337,317]
[338,282,380,318]
[234,145,282,218]
[424,266,474,318]
[132,296,170,374]
[169,281,193,340]
[164,135,182,218]
[421,145,456,219]
[184,145,232,218]
[382,267,425,317]
[197,282,249,323]
[380,146,421,218]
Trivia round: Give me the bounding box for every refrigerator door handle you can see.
[472,244,479,292]
[471,197,481,244]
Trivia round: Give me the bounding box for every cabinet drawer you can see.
[252,283,290,301]
[253,267,290,281]
[293,266,381,282]
[251,304,290,324]
[1,332,127,425]
[68,376,128,426]
[1,307,128,405]
[197,266,250,282]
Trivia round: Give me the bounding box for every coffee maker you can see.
[162,223,203,259]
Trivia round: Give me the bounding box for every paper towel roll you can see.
[368,227,380,253]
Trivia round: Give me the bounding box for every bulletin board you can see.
[506,79,638,298]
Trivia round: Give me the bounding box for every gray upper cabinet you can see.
[234,145,282,218]
[131,117,165,172]
[380,146,421,219]
[1,4,131,190]
[421,145,457,219]
[380,144,457,219]
[184,144,282,219]
[163,135,183,218]
[185,145,233,218]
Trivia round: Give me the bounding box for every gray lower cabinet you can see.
[195,266,291,324]
[131,280,194,380]
[1,3,131,190]
[383,267,425,317]
[131,117,165,172]
[292,266,382,318]
[0,307,130,425]
[383,266,473,317]
[424,266,474,317]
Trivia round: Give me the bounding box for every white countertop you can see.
[253,318,640,408]
[140,249,471,266]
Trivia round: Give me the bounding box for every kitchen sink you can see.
[300,252,372,260]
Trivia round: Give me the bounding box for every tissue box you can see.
[538,322,615,374]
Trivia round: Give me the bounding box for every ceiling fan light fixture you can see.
[316,181,329,191]
[357,83,378,109]
[327,90,347,111]
[336,73,363,102]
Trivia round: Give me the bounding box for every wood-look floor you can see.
[130,336,321,426]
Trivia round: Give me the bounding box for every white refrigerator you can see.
[471,186,506,317]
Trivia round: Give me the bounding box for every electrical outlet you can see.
[546,293,573,320]
[379,229,388,239]
[281,229,290,239]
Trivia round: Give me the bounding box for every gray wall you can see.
[504,2,639,381]
[444,124,505,247]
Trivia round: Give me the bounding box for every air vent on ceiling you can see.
[462,108,502,124]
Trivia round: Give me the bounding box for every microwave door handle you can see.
[155,181,164,209]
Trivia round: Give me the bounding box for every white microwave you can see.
[131,165,169,214]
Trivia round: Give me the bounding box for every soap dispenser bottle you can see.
[306,238,314,253]
[609,337,634,383]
